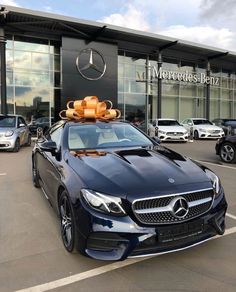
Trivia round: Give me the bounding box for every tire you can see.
[194,130,199,140]
[219,143,236,163]
[13,138,20,152]
[32,157,40,188]
[58,191,80,253]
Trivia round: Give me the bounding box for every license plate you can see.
[157,220,204,243]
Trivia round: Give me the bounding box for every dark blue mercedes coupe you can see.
[32,120,227,260]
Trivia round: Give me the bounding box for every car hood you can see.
[194,124,222,131]
[158,125,187,132]
[66,147,212,201]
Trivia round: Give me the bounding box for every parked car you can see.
[181,118,224,139]
[0,114,31,152]
[153,119,188,142]
[137,121,158,137]
[212,119,236,136]
[28,117,54,135]
[216,135,236,163]
[32,120,227,261]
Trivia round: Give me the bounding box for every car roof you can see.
[62,119,130,127]
[156,118,177,121]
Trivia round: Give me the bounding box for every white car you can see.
[181,118,225,139]
[153,119,188,142]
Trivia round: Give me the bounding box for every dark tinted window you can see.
[225,121,236,126]
[158,120,180,126]
[193,119,212,125]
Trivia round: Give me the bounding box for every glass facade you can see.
[118,51,236,124]
[3,35,61,125]
[1,38,236,127]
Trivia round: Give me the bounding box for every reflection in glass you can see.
[14,51,31,69]
[180,84,197,97]
[14,40,49,53]
[221,101,231,118]
[222,89,232,100]
[210,99,220,120]
[6,71,13,85]
[32,53,50,70]
[162,83,179,96]
[124,93,146,122]
[7,86,14,114]
[210,87,220,99]
[6,50,13,69]
[15,86,50,123]
[162,96,178,119]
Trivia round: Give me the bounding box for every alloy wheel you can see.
[220,143,235,163]
[60,196,73,249]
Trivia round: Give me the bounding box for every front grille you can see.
[166,132,184,135]
[132,189,214,225]
[208,130,220,134]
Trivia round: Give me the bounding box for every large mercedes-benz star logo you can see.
[171,197,189,219]
[76,48,106,81]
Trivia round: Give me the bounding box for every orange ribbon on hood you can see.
[59,96,121,121]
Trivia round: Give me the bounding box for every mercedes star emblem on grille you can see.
[76,48,106,80]
[171,197,189,218]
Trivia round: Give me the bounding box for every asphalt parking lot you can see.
[0,140,236,292]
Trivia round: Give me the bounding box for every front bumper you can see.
[76,190,227,261]
[198,131,224,139]
[0,136,15,150]
[158,133,188,142]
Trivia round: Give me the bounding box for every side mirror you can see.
[187,122,192,126]
[40,140,58,155]
[152,136,161,144]
[19,123,26,127]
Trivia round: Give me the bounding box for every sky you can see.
[1,0,236,51]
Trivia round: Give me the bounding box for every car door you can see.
[17,117,28,145]
[37,124,64,201]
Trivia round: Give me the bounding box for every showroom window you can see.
[5,35,61,124]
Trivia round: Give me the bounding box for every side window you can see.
[18,117,26,127]
[50,126,63,148]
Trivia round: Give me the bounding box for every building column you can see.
[145,56,150,133]
[206,61,210,120]
[157,52,162,118]
[0,25,7,115]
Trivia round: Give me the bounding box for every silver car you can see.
[0,115,31,152]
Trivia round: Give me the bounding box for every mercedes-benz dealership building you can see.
[1,5,236,127]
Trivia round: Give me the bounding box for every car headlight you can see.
[5,130,14,137]
[158,130,166,134]
[205,169,221,197]
[199,128,207,132]
[81,189,126,216]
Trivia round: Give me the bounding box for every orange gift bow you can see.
[59,96,121,121]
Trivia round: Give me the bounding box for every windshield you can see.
[0,116,16,128]
[158,120,180,126]
[193,119,212,125]
[68,123,153,150]
[224,120,236,126]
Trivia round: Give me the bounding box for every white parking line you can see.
[0,173,6,176]
[196,160,236,171]
[15,226,236,292]
[226,212,236,221]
